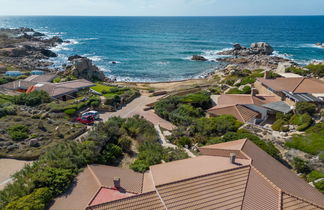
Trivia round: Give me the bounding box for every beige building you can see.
[50,139,324,210]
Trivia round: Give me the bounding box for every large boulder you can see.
[218,42,274,56]
[65,56,106,81]
[191,55,208,61]
[250,42,274,55]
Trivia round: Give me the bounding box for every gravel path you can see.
[0,159,31,190]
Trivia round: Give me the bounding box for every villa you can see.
[207,92,290,124]
[50,139,324,210]
[255,74,324,106]
[0,75,95,101]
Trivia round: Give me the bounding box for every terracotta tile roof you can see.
[88,165,143,194]
[208,104,260,123]
[89,188,135,206]
[150,155,251,186]
[87,191,165,210]
[157,166,250,210]
[241,167,280,210]
[218,94,279,106]
[50,167,101,210]
[241,140,324,208]
[282,193,322,210]
[24,74,56,82]
[50,165,145,210]
[257,77,324,94]
[199,139,324,208]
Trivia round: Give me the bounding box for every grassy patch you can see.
[286,133,324,155]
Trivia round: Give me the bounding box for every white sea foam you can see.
[87,56,103,61]
[272,51,292,59]
[98,65,112,73]
[184,48,232,61]
[78,38,99,41]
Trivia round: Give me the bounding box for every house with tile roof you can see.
[50,139,324,210]
[0,77,95,101]
[207,93,284,124]
[255,76,324,106]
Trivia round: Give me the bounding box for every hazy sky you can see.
[0,0,323,16]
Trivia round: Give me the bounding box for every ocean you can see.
[0,16,323,82]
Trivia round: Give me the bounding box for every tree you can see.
[296,102,317,115]
[4,188,52,210]
[98,144,123,165]
[13,90,51,106]
[293,157,311,174]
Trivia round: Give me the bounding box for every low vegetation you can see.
[285,64,324,77]
[154,91,211,126]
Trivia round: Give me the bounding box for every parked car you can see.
[76,116,95,125]
[81,111,100,120]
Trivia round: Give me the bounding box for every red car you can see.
[76,116,95,125]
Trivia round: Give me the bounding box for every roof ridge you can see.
[149,169,168,209]
[87,165,102,187]
[235,105,245,122]
[291,77,305,93]
[156,165,250,188]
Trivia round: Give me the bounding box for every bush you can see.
[7,124,29,141]
[305,64,324,77]
[191,115,243,137]
[64,108,77,116]
[296,102,317,115]
[32,167,75,196]
[13,90,51,106]
[314,179,324,194]
[226,86,251,94]
[272,119,289,132]
[118,136,132,152]
[97,144,123,165]
[290,113,313,131]
[4,188,52,210]
[285,67,308,76]
[292,157,311,174]
[176,136,192,147]
[307,170,324,182]
[286,133,324,155]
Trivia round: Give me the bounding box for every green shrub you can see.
[176,136,192,147]
[272,119,289,132]
[286,133,324,155]
[307,170,324,182]
[314,180,324,194]
[285,67,308,76]
[7,124,29,141]
[305,64,324,77]
[118,136,132,152]
[226,86,251,94]
[4,188,52,210]
[290,114,313,131]
[32,167,75,197]
[296,102,317,115]
[13,90,51,106]
[98,144,123,165]
[191,115,243,137]
[292,157,311,174]
[64,108,77,116]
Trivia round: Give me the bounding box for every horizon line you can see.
[0,15,324,17]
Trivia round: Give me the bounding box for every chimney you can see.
[251,88,258,96]
[113,177,120,189]
[264,71,270,79]
[230,153,236,164]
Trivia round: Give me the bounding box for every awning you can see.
[282,91,323,103]
[262,101,292,114]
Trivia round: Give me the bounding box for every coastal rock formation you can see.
[218,42,274,56]
[0,28,62,70]
[64,56,106,81]
[191,55,208,61]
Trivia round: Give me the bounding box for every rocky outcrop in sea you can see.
[216,42,295,71]
[0,28,64,71]
[61,55,106,81]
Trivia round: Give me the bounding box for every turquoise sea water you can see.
[0,16,323,82]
